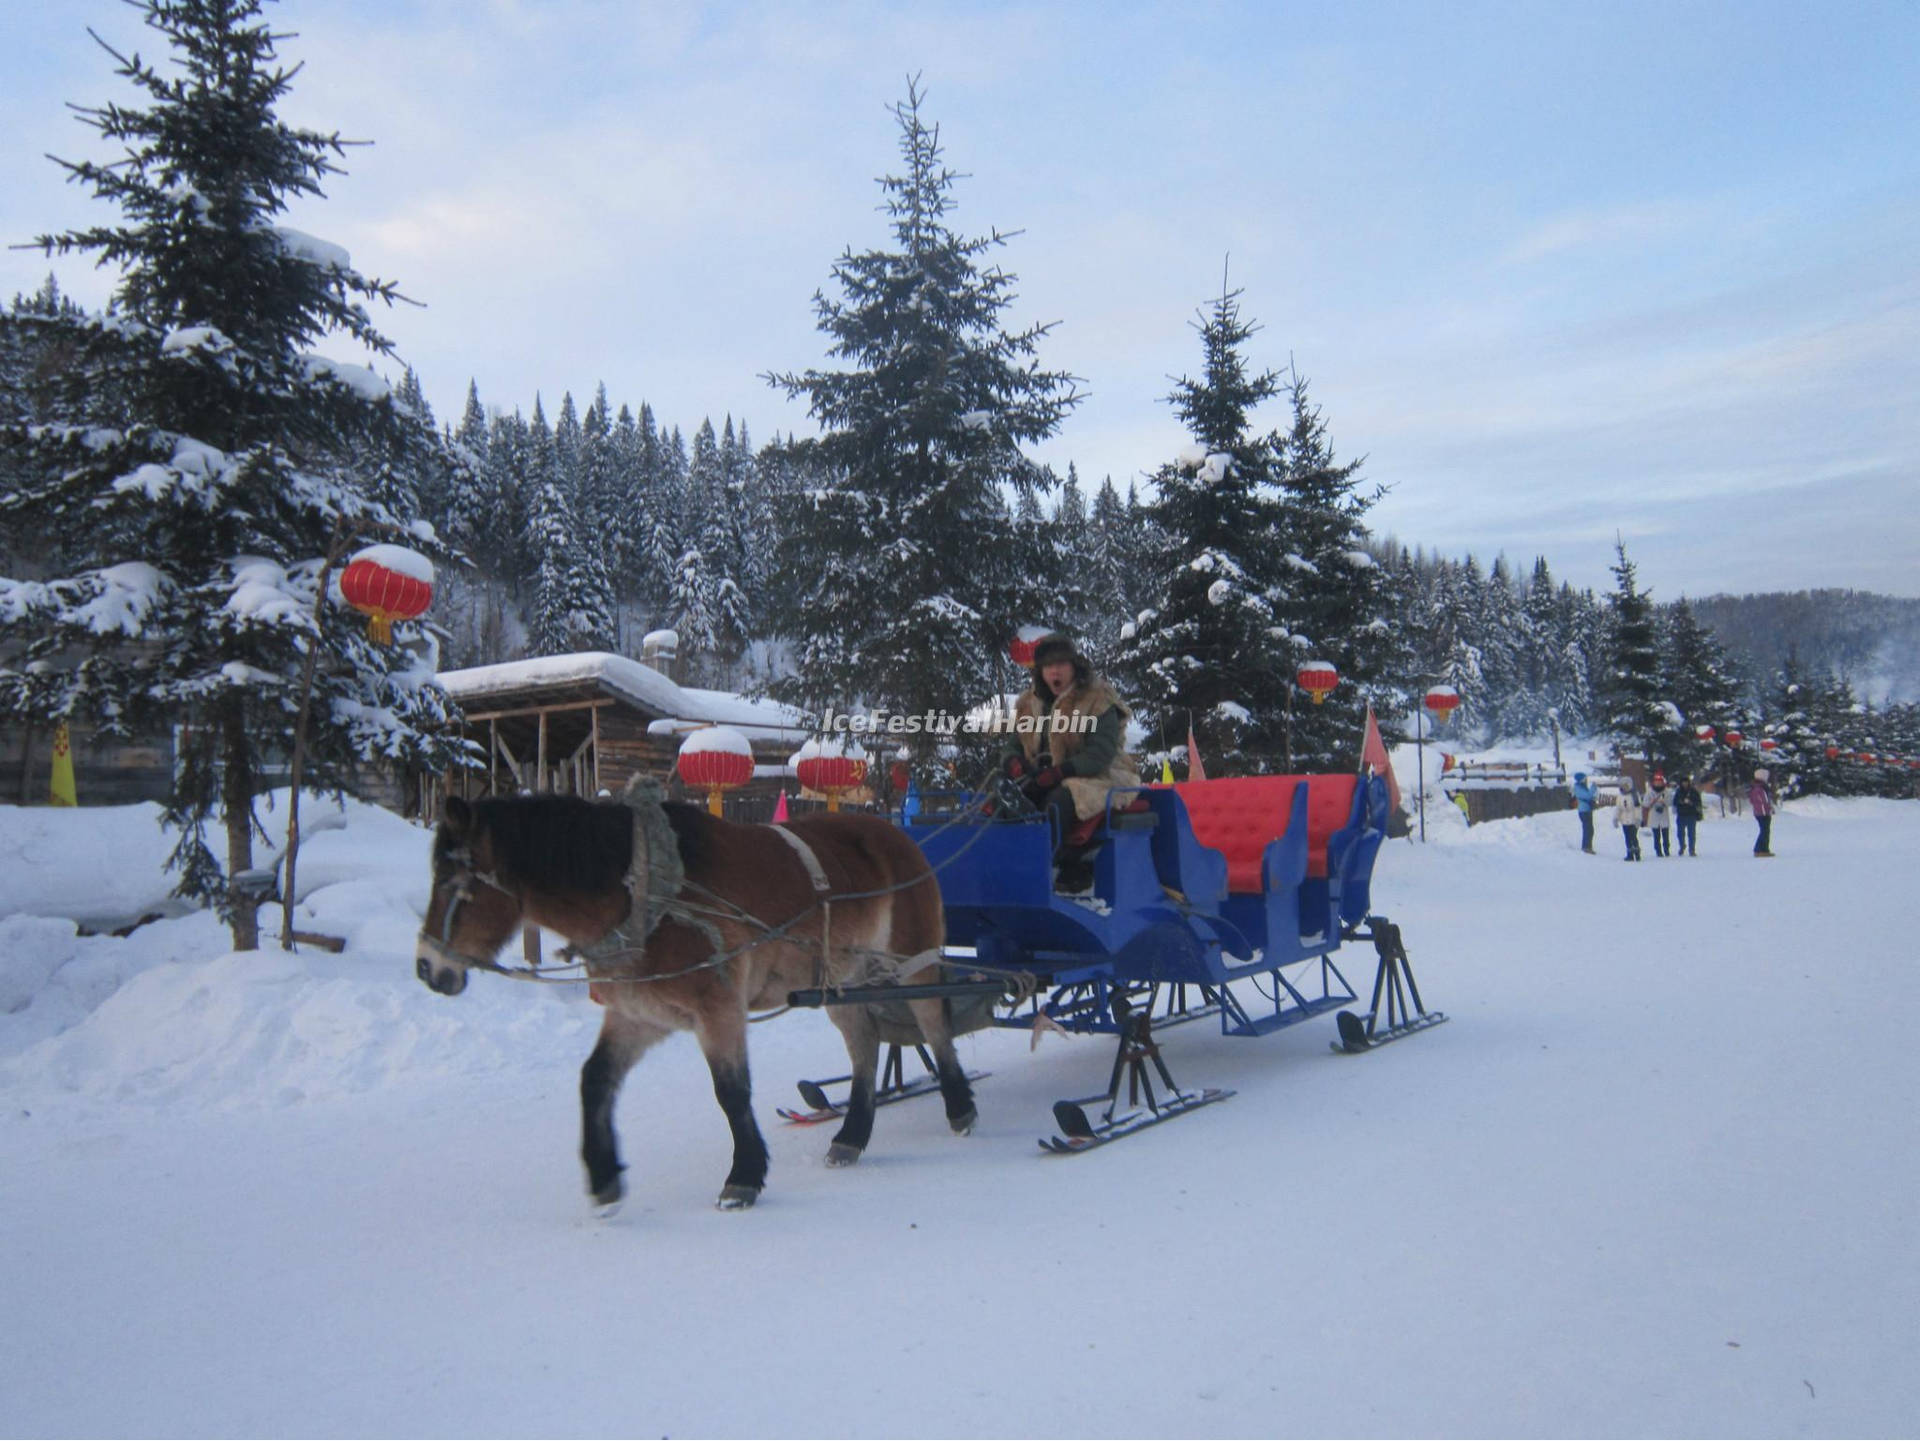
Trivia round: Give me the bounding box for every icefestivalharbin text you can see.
[816,703,1094,737]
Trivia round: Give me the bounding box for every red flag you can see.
[1361,705,1401,814]
[1187,725,1207,782]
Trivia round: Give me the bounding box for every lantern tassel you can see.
[367,613,394,645]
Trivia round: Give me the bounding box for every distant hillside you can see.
[1688,590,1920,705]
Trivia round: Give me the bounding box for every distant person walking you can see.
[1614,781,1644,861]
[1673,776,1703,856]
[1645,773,1673,857]
[1572,771,1597,853]
[1750,768,1776,857]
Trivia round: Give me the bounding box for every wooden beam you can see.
[451,698,618,724]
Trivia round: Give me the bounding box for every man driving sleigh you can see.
[1000,633,1141,893]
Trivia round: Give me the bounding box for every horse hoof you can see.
[825,1141,864,1167]
[590,1177,625,1210]
[949,1108,977,1136]
[716,1184,761,1210]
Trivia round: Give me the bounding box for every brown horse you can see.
[414,784,975,1212]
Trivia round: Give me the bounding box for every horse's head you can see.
[415,797,523,997]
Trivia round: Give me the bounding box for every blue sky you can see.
[4,0,1915,598]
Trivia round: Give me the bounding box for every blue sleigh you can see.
[785,771,1445,1150]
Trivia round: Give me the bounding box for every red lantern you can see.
[889,761,910,791]
[1296,661,1339,706]
[1423,684,1461,724]
[339,545,434,645]
[1826,745,1840,760]
[1695,724,1716,741]
[1759,738,1777,752]
[793,740,868,813]
[1858,752,1874,764]
[1008,624,1057,667]
[1723,731,1743,748]
[677,727,754,816]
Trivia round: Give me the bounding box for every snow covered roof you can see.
[436,651,810,742]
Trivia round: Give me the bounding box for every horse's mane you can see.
[471,792,710,895]
[474,794,635,893]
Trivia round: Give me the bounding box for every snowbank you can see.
[0,793,594,1101]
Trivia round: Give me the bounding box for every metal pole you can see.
[1416,702,1427,843]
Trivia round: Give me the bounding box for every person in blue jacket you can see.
[1572,771,1597,853]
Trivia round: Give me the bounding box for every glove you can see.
[1032,766,1064,791]
[1004,754,1033,780]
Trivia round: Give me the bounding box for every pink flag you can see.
[771,791,790,823]
[1187,725,1208,782]
[1361,705,1401,814]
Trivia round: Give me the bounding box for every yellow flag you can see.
[1159,758,1175,784]
[50,721,77,806]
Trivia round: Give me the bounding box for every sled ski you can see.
[1331,919,1448,1053]
[1039,1087,1234,1153]
[782,1043,988,1125]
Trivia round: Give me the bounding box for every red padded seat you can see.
[1164,774,1359,891]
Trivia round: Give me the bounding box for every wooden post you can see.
[524,708,548,968]
[591,703,602,795]
[16,720,34,805]
[537,709,549,793]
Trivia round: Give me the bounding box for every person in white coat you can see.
[1613,782,1645,861]
[1645,773,1674,857]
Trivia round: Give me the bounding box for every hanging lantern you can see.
[1723,731,1743,748]
[889,760,910,791]
[1008,624,1057,667]
[1423,684,1461,724]
[677,727,754,816]
[1695,724,1716,742]
[339,544,434,645]
[793,738,869,813]
[1296,661,1339,706]
[1759,738,1778,752]
[1826,745,1840,760]
[1857,752,1874,764]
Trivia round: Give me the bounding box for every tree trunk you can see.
[222,699,260,952]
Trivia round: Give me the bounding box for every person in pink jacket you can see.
[1749,767,1776,857]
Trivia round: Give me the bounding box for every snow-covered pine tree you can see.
[1663,596,1744,778]
[1082,475,1132,658]
[1042,463,1096,650]
[606,400,645,636]
[1601,540,1686,771]
[1112,280,1298,769]
[578,383,619,578]
[0,0,464,948]
[765,78,1081,731]
[526,395,615,656]
[1272,367,1407,761]
[642,425,689,624]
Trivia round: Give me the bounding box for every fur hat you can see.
[1755,767,1770,781]
[1030,633,1077,669]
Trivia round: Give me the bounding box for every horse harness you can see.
[767,821,838,991]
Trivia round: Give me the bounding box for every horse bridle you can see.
[424,845,522,967]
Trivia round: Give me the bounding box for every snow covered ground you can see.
[2,782,1917,1437]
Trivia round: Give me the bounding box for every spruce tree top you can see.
[34,0,406,402]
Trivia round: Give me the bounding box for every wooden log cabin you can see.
[431,650,811,810]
